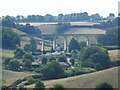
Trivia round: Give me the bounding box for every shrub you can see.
[35,80,45,90]
[51,84,64,90]
[25,77,36,85]
[95,82,113,90]
[41,57,48,64]
[9,59,21,71]
[23,53,34,61]
[66,67,96,77]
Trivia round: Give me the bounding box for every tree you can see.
[95,82,113,90]
[68,38,80,52]
[90,13,102,21]
[57,56,67,62]
[41,57,48,64]
[80,46,107,61]
[23,53,34,61]
[41,61,65,80]
[24,39,37,52]
[51,84,64,90]
[79,41,87,48]
[9,59,20,71]
[2,27,20,49]
[80,46,110,70]
[70,58,75,65]
[2,16,15,27]
[49,57,56,62]
[35,80,45,90]
[98,27,120,46]
[14,47,25,59]
[90,52,111,69]
[56,22,71,33]
[23,59,32,70]
[4,58,12,65]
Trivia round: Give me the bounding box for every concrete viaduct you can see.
[20,34,104,51]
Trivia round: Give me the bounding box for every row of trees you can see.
[2,12,114,22]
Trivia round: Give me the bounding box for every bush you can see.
[41,57,48,64]
[9,59,21,71]
[25,77,36,85]
[4,58,12,65]
[57,56,67,62]
[95,82,113,90]
[111,61,120,67]
[51,84,64,90]
[66,67,96,77]
[35,80,45,90]
[23,53,34,61]
[14,47,25,59]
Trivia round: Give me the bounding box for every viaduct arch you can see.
[20,34,104,52]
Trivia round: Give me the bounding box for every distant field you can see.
[37,25,57,34]
[19,22,58,26]
[26,67,119,88]
[2,70,35,86]
[19,21,100,27]
[108,50,120,61]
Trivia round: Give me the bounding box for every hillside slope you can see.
[27,67,119,88]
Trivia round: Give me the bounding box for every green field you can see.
[64,28,105,34]
[37,25,57,34]
[26,67,119,88]
[2,70,35,86]
[1,49,14,58]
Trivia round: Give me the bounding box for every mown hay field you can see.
[26,67,119,88]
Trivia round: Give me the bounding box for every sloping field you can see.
[2,70,35,86]
[37,25,57,34]
[27,67,119,88]
[65,28,105,34]
[108,50,120,61]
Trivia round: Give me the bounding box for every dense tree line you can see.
[2,12,107,23]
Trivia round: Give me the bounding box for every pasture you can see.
[26,67,119,88]
[108,49,120,61]
[2,70,35,86]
